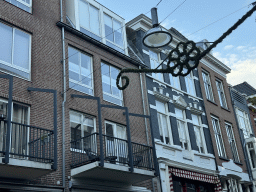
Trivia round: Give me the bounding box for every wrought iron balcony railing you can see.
[70,133,154,171]
[0,120,56,165]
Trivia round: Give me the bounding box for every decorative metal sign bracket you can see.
[116,4,256,90]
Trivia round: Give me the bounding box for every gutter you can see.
[60,0,66,191]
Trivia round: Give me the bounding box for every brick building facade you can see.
[0,0,157,191]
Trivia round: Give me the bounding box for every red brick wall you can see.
[0,0,154,191]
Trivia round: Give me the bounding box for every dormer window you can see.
[79,0,100,40]
[66,0,127,54]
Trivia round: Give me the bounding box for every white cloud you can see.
[236,46,246,50]
[161,19,176,29]
[227,59,256,88]
[224,45,234,50]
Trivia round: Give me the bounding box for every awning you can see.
[169,167,222,192]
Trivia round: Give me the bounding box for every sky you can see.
[97,0,256,88]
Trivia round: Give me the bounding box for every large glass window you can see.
[70,111,95,151]
[192,114,206,153]
[184,69,196,96]
[104,14,123,48]
[156,100,171,144]
[101,63,123,106]
[225,123,239,162]
[149,50,164,82]
[202,71,214,101]
[169,62,181,89]
[0,22,31,79]
[68,47,93,95]
[5,0,32,13]
[216,80,227,108]
[175,108,190,150]
[211,116,226,157]
[236,108,252,139]
[79,0,100,37]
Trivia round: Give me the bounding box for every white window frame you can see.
[175,108,191,150]
[169,62,181,90]
[72,0,128,54]
[70,110,96,153]
[216,79,227,108]
[246,141,256,169]
[156,100,173,145]
[0,98,30,158]
[0,22,31,80]
[105,121,127,163]
[101,62,123,106]
[191,114,207,153]
[225,123,240,162]
[185,71,196,96]
[211,116,226,158]
[78,0,101,37]
[17,0,32,7]
[5,0,32,13]
[68,46,94,96]
[236,108,252,139]
[149,50,164,82]
[202,70,214,102]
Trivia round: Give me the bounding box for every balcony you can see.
[0,120,56,180]
[70,133,155,184]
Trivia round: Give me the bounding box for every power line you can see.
[156,0,163,7]
[159,0,187,25]
[187,4,250,37]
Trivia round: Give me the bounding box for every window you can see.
[236,108,252,139]
[101,63,123,106]
[105,121,127,163]
[68,47,93,95]
[104,14,124,51]
[216,80,227,108]
[156,100,171,144]
[184,69,196,96]
[5,0,32,13]
[211,116,226,157]
[225,123,239,162]
[175,108,190,150]
[0,99,29,158]
[226,179,240,192]
[149,50,164,82]
[0,22,31,80]
[202,71,214,101]
[247,142,256,169]
[79,0,100,40]
[70,111,96,151]
[66,0,126,54]
[169,62,181,89]
[192,114,206,153]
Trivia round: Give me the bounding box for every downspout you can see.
[60,0,66,191]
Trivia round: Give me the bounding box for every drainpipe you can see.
[60,0,66,191]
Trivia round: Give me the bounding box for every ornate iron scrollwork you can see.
[116,4,256,90]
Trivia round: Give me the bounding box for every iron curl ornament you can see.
[116,4,256,90]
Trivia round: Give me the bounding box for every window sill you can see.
[221,107,230,112]
[234,161,243,166]
[207,99,218,106]
[219,156,230,161]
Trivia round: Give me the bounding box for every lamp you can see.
[142,8,172,48]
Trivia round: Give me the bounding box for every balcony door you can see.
[0,99,29,158]
[105,121,127,163]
